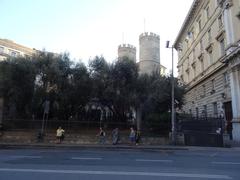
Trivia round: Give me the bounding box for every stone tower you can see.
[118,44,136,62]
[139,32,160,75]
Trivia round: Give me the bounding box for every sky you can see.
[0,0,193,74]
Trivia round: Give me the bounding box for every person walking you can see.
[56,126,65,144]
[98,127,106,144]
[129,127,136,145]
[135,130,141,145]
[112,128,119,145]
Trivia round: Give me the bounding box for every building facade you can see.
[0,39,36,61]
[174,0,240,143]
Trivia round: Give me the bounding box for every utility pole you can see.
[166,41,176,145]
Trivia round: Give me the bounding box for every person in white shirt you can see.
[56,126,65,143]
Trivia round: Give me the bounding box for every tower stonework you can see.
[118,44,136,62]
[139,32,160,75]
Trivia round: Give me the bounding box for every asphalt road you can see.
[0,147,240,180]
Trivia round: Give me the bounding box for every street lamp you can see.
[166,41,176,145]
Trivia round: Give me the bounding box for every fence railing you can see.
[177,114,224,134]
[1,118,170,136]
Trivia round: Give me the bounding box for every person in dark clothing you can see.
[135,130,141,145]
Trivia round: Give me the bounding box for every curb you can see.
[0,143,189,151]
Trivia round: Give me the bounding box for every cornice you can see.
[173,0,201,49]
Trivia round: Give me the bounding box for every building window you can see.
[208,50,213,65]
[191,30,195,40]
[196,107,199,118]
[223,72,228,85]
[193,48,196,60]
[205,6,210,20]
[180,75,183,82]
[11,51,17,57]
[186,70,190,82]
[220,38,225,56]
[200,40,203,51]
[189,109,192,115]
[203,105,207,117]
[192,63,196,78]
[199,57,204,73]
[218,14,223,28]
[198,19,202,31]
[194,88,197,100]
[211,79,215,94]
[211,79,215,90]
[208,29,212,43]
[202,84,206,97]
[0,46,4,53]
[213,102,218,117]
[201,59,204,72]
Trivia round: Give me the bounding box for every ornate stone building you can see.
[174,0,240,143]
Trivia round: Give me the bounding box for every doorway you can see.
[223,101,233,140]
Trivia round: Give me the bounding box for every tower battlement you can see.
[118,44,136,50]
[118,43,136,62]
[139,32,160,39]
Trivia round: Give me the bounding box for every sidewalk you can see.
[0,142,188,150]
[1,141,240,152]
[1,130,240,151]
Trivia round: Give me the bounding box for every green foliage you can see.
[0,57,36,118]
[88,57,139,122]
[144,112,171,134]
[0,52,185,133]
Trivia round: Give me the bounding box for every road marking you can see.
[136,159,173,163]
[0,168,232,179]
[210,153,218,157]
[71,157,102,160]
[10,156,42,159]
[212,161,240,165]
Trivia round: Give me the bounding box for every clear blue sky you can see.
[1,0,193,73]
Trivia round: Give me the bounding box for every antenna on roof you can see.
[122,32,125,44]
[144,18,146,32]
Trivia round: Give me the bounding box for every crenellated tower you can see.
[118,44,136,62]
[139,32,160,75]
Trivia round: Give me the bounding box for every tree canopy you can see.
[0,52,185,132]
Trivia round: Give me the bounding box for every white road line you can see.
[71,157,102,160]
[0,168,232,179]
[210,153,218,157]
[136,159,173,163]
[212,161,240,165]
[10,156,42,159]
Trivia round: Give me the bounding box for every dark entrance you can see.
[224,101,233,140]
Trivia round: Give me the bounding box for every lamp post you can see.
[166,41,176,145]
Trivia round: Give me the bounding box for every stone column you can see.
[229,67,240,142]
[221,0,235,54]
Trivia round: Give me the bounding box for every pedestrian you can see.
[112,128,119,145]
[135,130,141,145]
[98,127,106,144]
[56,126,65,144]
[129,127,136,144]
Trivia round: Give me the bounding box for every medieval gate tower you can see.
[139,32,160,75]
[118,44,136,62]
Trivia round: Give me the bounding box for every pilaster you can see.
[229,67,240,141]
[220,0,235,54]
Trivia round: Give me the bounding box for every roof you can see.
[173,0,200,49]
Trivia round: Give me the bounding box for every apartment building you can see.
[0,39,36,60]
[174,0,240,143]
